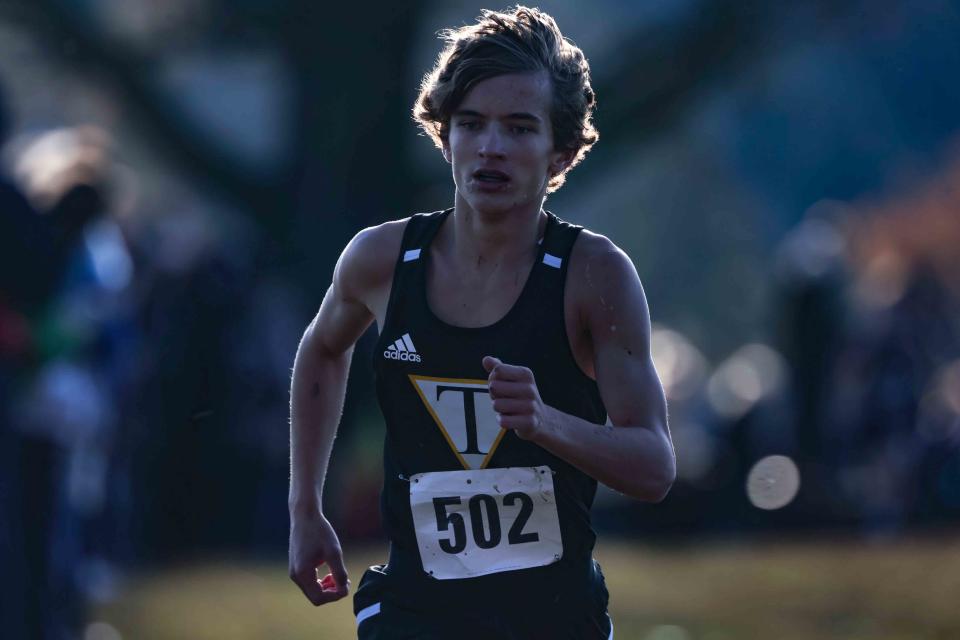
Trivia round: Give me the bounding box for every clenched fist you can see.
[482,356,549,441]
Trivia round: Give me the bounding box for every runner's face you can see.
[445,72,566,216]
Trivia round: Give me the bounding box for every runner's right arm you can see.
[288,222,403,606]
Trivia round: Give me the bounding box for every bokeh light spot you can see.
[650,326,707,401]
[854,251,908,309]
[939,361,960,416]
[747,455,801,510]
[707,343,786,419]
[918,360,960,443]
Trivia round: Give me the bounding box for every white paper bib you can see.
[409,465,563,580]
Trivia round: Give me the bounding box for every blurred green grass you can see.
[92,536,960,639]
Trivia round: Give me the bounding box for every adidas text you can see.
[383,350,422,362]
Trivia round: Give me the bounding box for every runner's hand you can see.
[482,356,548,441]
[289,511,350,606]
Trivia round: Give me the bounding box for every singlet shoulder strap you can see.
[398,208,451,258]
[538,211,583,276]
[380,209,451,334]
[522,211,584,321]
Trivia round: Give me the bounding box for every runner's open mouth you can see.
[473,170,510,183]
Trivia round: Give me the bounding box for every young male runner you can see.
[289,7,675,638]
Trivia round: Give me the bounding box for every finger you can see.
[326,548,350,594]
[313,583,349,605]
[489,362,532,382]
[488,380,532,400]
[293,568,328,606]
[484,358,531,382]
[496,413,530,430]
[317,573,349,602]
[297,570,349,606]
[482,356,501,373]
[492,398,532,415]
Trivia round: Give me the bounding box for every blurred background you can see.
[2,0,960,639]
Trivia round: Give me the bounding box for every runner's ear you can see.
[549,151,574,177]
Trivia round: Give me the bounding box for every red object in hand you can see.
[320,574,337,590]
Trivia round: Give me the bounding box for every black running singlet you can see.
[354,209,610,631]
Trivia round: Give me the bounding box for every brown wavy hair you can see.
[413,6,598,193]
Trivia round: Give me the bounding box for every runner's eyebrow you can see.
[452,110,543,123]
[504,113,542,123]
[453,110,485,119]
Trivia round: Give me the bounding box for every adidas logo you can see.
[384,333,422,363]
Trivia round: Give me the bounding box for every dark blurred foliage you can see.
[2,1,960,637]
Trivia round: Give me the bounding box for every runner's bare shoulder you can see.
[566,229,640,300]
[334,217,410,312]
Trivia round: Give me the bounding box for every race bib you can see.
[409,465,563,580]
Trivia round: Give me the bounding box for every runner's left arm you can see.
[483,235,675,501]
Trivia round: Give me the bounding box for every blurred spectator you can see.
[643,163,960,539]
[772,202,850,523]
[833,166,960,535]
[4,118,131,639]
[125,200,249,559]
[0,76,55,640]
[774,201,849,459]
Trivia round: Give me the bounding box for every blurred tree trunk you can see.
[281,0,420,297]
[7,0,421,294]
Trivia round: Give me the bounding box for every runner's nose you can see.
[478,126,506,159]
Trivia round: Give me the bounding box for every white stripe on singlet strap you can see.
[403,248,421,262]
[356,602,381,626]
[543,253,562,269]
[608,615,614,640]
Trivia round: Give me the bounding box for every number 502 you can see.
[432,492,539,554]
